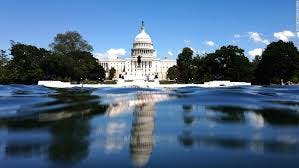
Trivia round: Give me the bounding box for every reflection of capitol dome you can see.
[103,93,172,166]
[106,93,171,117]
[131,151,152,168]
[130,104,154,167]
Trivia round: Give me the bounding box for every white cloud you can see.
[234,34,241,38]
[206,41,215,47]
[184,40,191,43]
[106,122,126,135]
[248,32,269,45]
[184,40,191,46]
[274,30,295,42]
[167,51,173,56]
[94,48,126,60]
[248,48,263,60]
[93,53,106,60]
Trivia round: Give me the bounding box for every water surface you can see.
[0,85,299,167]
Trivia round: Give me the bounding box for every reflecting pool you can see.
[0,85,299,167]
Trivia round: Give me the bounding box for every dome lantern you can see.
[134,21,152,44]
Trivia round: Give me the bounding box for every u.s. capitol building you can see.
[98,21,176,80]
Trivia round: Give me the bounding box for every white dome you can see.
[135,29,152,43]
[134,22,152,44]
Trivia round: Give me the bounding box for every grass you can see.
[101,80,117,84]
[159,80,177,84]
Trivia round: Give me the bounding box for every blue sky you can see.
[0,0,297,60]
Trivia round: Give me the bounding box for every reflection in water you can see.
[130,103,154,167]
[104,92,171,167]
[179,104,299,154]
[103,121,127,153]
[105,92,171,117]
[1,86,299,167]
[182,105,196,126]
[178,131,299,154]
[0,88,108,166]
[0,89,108,127]
[207,105,299,126]
[182,105,193,113]
[48,118,90,164]
[207,106,246,123]
[246,112,265,128]
[5,142,46,158]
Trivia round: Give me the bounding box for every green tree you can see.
[69,51,105,82]
[203,45,252,82]
[50,31,93,55]
[0,50,9,66]
[40,54,74,81]
[40,51,105,82]
[167,65,179,80]
[7,43,48,84]
[192,55,206,83]
[251,55,262,84]
[108,68,116,80]
[0,50,9,83]
[177,48,193,83]
[256,40,299,84]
